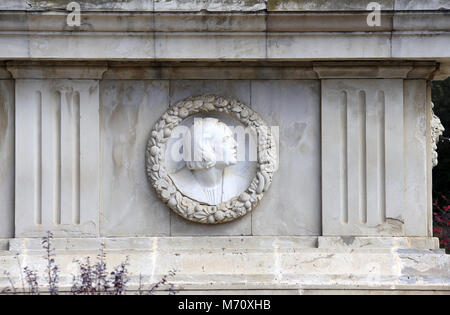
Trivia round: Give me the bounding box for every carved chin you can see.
[225,156,237,166]
[229,158,238,165]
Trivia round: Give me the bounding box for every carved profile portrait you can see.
[146,95,277,224]
[169,117,251,205]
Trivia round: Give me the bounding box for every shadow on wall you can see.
[432,77,450,253]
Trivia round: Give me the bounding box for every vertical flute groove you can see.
[73,92,81,225]
[359,91,367,224]
[378,91,386,223]
[35,91,42,226]
[340,91,348,224]
[54,91,62,225]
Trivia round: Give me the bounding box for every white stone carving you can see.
[431,103,445,168]
[173,117,239,206]
[146,95,277,224]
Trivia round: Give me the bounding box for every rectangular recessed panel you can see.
[322,79,406,236]
[15,80,99,238]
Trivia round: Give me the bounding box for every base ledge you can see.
[0,236,448,293]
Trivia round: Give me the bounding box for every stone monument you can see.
[0,0,449,294]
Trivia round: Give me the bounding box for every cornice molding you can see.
[313,62,439,79]
[6,62,108,79]
[0,61,441,80]
[0,8,447,61]
[1,0,448,12]
[432,63,450,81]
[0,63,12,79]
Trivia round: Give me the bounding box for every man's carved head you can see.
[186,117,238,171]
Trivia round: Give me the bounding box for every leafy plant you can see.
[2,232,177,295]
[42,231,59,295]
[433,194,450,253]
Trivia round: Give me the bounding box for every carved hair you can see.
[186,117,233,170]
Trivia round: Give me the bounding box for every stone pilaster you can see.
[0,64,14,239]
[9,63,107,237]
[319,65,435,237]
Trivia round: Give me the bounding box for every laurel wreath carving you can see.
[146,95,277,224]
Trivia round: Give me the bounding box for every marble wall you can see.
[1,69,434,239]
[99,79,322,237]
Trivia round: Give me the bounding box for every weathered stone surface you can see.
[268,12,393,32]
[2,0,448,12]
[434,63,450,81]
[155,33,266,60]
[251,80,321,236]
[0,239,8,251]
[394,0,450,10]
[267,34,392,59]
[154,0,266,12]
[313,63,415,79]
[0,0,448,295]
[1,236,449,293]
[0,0,27,10]
[102,62,437,80]
[29,35,156,60]
[267,0,395,11]
[100,80,171,237]
[8,236,318,252]
[403,80,430,237]
[392,34,450,59]
[26,0,154,11]
[0,80,14,239]
[15,79,100,238]
[322,79,407,236]
[0,6,448,61]
[103,62,320,80]
[7,63,108,80]
[169,80,251,106]
[154,13,266,32]
[393,12,450,31]
[98,79,322,237]
[318,237,440,250]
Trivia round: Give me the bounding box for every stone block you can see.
[267,34,391,59]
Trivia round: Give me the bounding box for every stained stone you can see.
[100,80,171,237]
[0,1,449,294]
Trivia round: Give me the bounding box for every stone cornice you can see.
[3,61,439,80]
[0,63,12,79]
[1,0,448,12]
[0,3,448,61]
[6,62,108,79]
[0,11,448,33]
[433,62,450,81]
[313,62,439,80]
[105,61,439,80]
